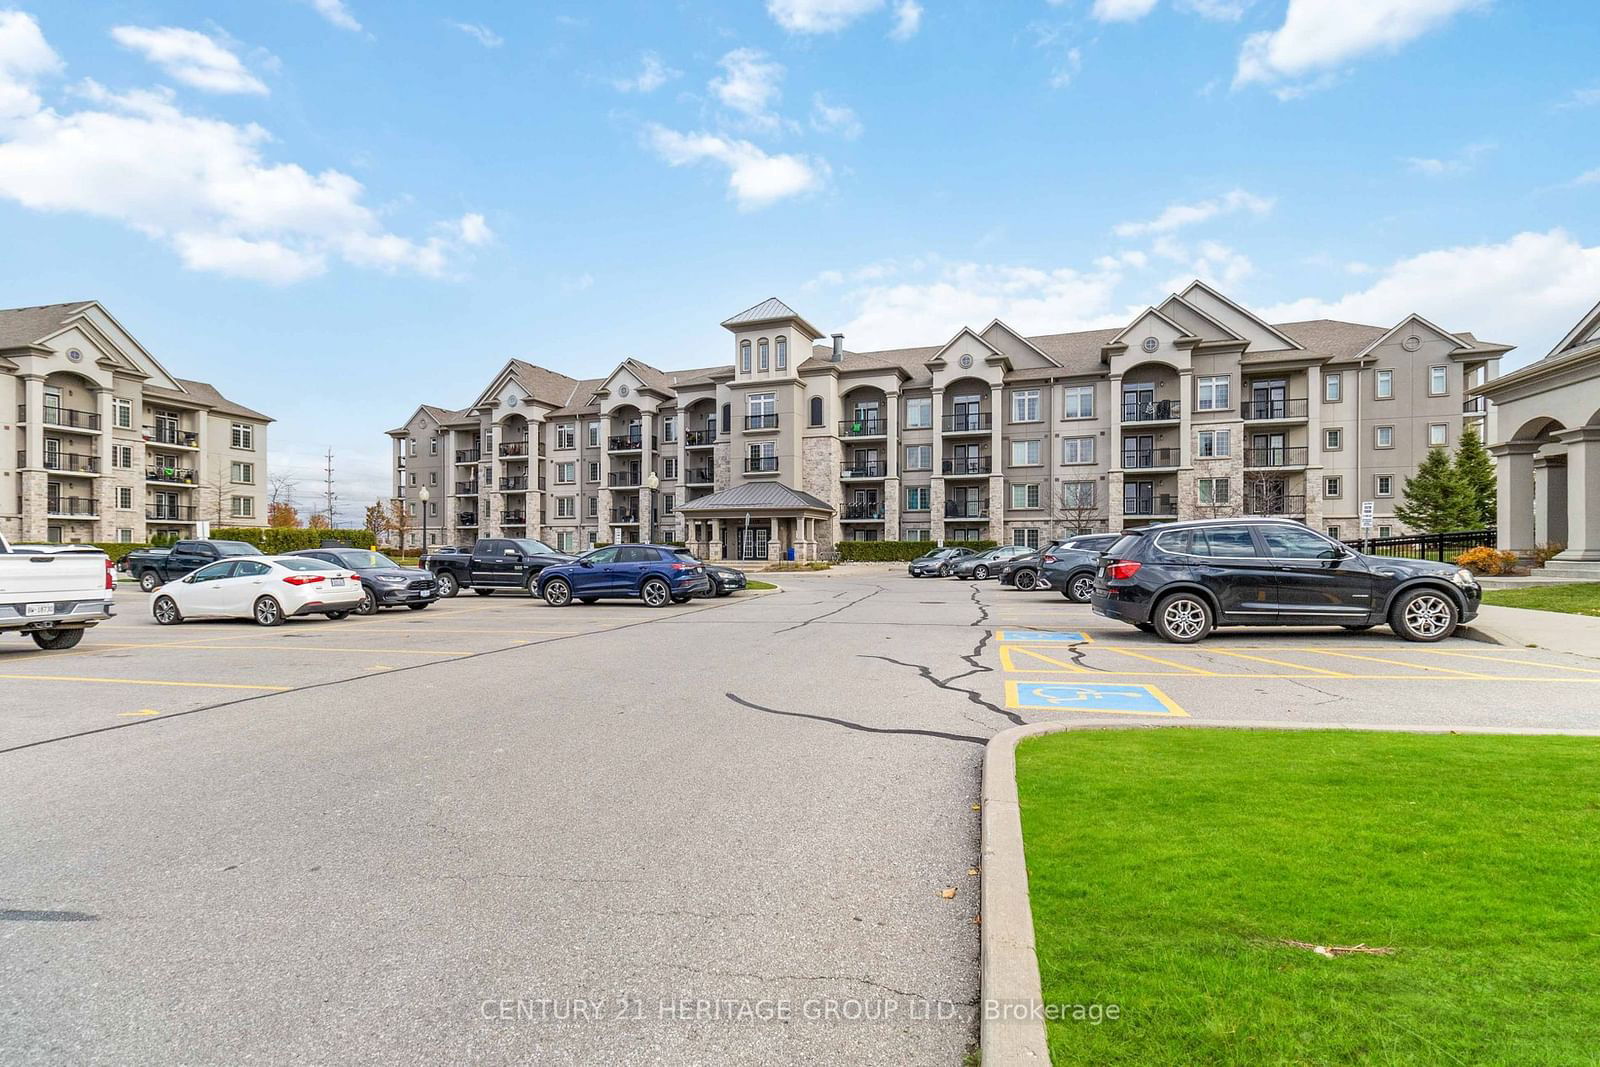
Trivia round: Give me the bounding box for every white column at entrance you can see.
[1552,427,1600,562]
[1490,441,1539,557]
[1533,455,1568,548]
[709,518,723,560]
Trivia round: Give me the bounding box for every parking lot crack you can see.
[725,693,986,745]
[858,654,1024,727]
[773,586,883,634]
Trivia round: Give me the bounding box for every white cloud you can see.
[1574,167,1600,186]
[110,26,268,96]
[1235,0,1483,94]
[1177,0,1254,18]
[766,0,885,33]
[644,124,826,210]
[1260,230,1600,364]
[810,92,862,139]
[1152,236,1254,292]
[612,51,680,93]
[1556,86,1600,110]
[1113,188,1273,237]
[449,22,503,48]
[1404,141,1493,176]
[890,0,923,40]
[305,0,361,32]
[1048,47,1083,89]
[455,212,492,246]
[0,14,484,284]
[1091,0,1160,21]
[710,47,785,129]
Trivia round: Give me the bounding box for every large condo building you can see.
[388,281,1509,560]
[0,301,272,545]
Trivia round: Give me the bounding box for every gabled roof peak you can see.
[721,297,823,339]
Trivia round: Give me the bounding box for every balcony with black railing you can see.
[499,475,530,491]
[46,496,98,518]
[1244,446,1310,469]
[839,418,887,438]
[38,452,100,474]
[147,425,200,448]
[842,461,890,479]
[608,471,643,488]
[684,428,717,448]
[1122,448,1181,470]
[941,412,992,434]
[608,434,656,452]
[610,508,640,524]
[455,448,481,464]
[684,467,714,485]
[1120,398,1181,423]
[744,455,780,473]
[146,504,198,521]
[458,513,479,527]
[146,465,198,485]
[1124,494,1178,518]
[1244,493,1307,517]
[1240,398,1309,421]
[498,440,529,458]
[20,404,101,431]
[944,499,990,519]
[744,413,779,431]
[1462,396,1489,415]
[502,511,527,525]
[454,481,479,495]
[942,456,992,476]
[842,503,886,521]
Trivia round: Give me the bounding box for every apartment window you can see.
[556,424,575,449]
[1010,483,1041,509]
[1375,369,1393,399]
[757,338,770,371]
[429,472,437,486]
[1376,475,1394,497]
[747,393,776,419]
[1062,385,1094,419]
[408,473,417,486]
[230,496,254,518]
[905,397,932,429]
[587,461,600,483]
[556,496,575,518]
[810,396,824,427]
[905,528,931,542]
[1197,477,1230,505]
[1010,390,1040,424]
[587,421,600,447]
[113,397,132,428]
[1061,436,1095,464]
[230,423,254,449]
[1196,429,1231,458]
[1429,366,1448,396]
[1010,439,1041,466]
[1324,373,1342,403]
[662,493,675,514]
[116,486,133,509]
[429,438,438,456]
[231,461,254,483]
[1196,375,1231,411]
[721,403,731,434]
[118,528,134,543]
[1379,525,1393,538]
[113,444,133,469]
[663,457,678,479]
[430,501,439,516]
[1325,476,1342,498]
[587,496,598,518]
[906,486,930,511]
[1013,528,1040,549]
[1327,525,1341,540]
[409,440,417,457]
[1324,428,1342,451]
[776,336,788,370]
[662,416,676,443]
[1428,423,1448,447]
[1375,425,1394,449]
[408,502,417,516]
[905,444,932,470]
[1062,480,1095,508]
[555,462,576,484]
[740,341,751,373]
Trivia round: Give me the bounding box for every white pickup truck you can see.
[0,533,115,650]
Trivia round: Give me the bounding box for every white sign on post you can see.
[1359,501,1375,531]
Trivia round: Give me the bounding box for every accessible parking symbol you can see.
[1006,681,1187,716]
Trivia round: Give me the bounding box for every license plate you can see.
[330,578,345,586]
[25,603,54,617]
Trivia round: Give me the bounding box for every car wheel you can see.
[152,595,183,626]
[939,563,952,577]
[1068,573,1095,604]
[973,564,989,581]
[475,588,495,597]
[31,628,84,651]
[1391,589,1458,642]
[435,571,459,598]
[407,603,430,611]
[1015,570,1037,591]
[1153,592,1213,643]
[354,587,379,616]
[579,596,599,604]
[326,610,351,620]
[543,578,572,607]
[138,570,160,593]
[641,578,671,608]
[253,596,285,627]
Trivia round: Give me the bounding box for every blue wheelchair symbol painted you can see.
[996,630,1089,644]
[1008,681,1185,716]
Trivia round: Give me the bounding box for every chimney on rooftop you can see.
[831,334,844,362]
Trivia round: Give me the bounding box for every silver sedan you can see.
[949,545,1034,580]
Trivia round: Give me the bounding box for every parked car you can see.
[907,547,973,578]
[1041,545,1108,604]
[1092,518,1482,643]
[698,560,748,597]
[421,537,574,598]
[0,534,114,650]
[287,547,437,615]
[1000,534,1119,590]
[125,539,263,592]
[150,555,364,627]
[536,544,711,607]
[950,545,1034,580]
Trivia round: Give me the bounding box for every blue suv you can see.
[536,544,712,607]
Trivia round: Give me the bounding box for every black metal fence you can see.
[1341,528,1495,561]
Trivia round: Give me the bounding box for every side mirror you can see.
[579,559,594,568]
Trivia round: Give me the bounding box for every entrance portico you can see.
[676,482,834,562]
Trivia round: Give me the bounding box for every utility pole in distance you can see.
[323,448,338,526]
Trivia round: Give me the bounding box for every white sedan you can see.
[150,555,365,627]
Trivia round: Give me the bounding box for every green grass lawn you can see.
[745,579,777,590]
[1482,583,1600,618]
[1016,729,1600,1065]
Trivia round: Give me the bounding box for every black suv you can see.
[1092,518,1481,643]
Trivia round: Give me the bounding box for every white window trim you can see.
[1196,375,1231,412]
[1374,426,1394,449]
[1428,366,1449,397]
[1010,390,1041,424]
[1061,437,1096,465]
[1061,385,1095,420]
[1010,440,1042,467]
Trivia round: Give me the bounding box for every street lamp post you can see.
[418,486,430,556]
[645,471,660,543]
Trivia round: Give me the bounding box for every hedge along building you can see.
[385,282,1510,560]
[1476,296,1600,577]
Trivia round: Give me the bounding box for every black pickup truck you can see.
[421,537,574,597]
[123,539,263,592]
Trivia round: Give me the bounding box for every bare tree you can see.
[386,498,412,549]
[268,472,299,510]
[1056,479,1104,536]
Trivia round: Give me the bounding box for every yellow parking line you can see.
[1200,648,1355,677]
[171,644,473,657]
[998,646,1093,673]
[1094,645,1219,675]
[1398,648,1600,674]
[0,674,287,691]
[1308,648,1495,678]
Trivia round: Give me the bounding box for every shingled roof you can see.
[0,301,95,350]
[675,482,833,513]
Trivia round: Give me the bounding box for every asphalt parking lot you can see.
[3,568,1598,1065]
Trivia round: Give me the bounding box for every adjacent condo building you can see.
[0,301,272,545]
[388,281,1509,560]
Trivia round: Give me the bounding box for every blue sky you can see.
[0,0,1596,516]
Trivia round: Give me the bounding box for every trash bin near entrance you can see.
[786,547,795,561]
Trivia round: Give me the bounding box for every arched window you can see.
[721,403,731,434]
[776,336,788,370]
[809,396,823,427]
[740,341,751,373]
[758,339,770,372]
